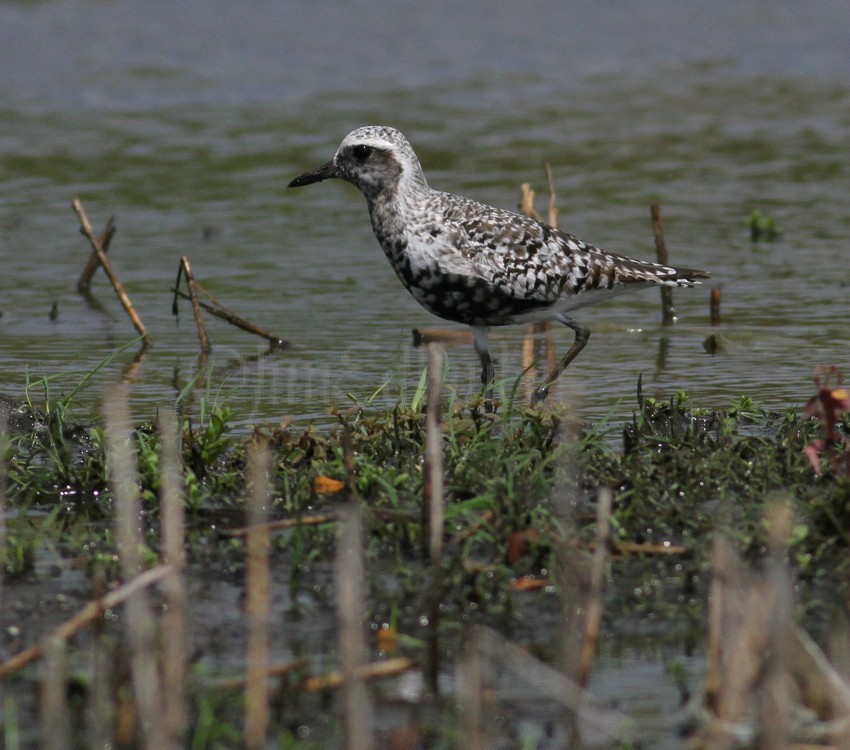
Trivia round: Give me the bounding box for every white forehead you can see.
[338,126,411,155]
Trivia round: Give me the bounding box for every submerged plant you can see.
[746,208,782,242]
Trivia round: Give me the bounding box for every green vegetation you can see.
[4,377,847,578]
[1,365,849,747]
[746,208,783,242]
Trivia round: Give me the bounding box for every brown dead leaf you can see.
[510,576,550,592]
[507,528,540,564]
[313,475,345,494]
[376,625,399,655]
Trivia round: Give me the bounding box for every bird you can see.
[288,126,709,404]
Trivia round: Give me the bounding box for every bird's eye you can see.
[351,144,374,161]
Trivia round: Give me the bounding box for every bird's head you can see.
[288,126,427,201]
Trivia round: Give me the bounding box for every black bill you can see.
[287,160,341,187]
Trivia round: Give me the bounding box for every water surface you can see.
[2,2,848,429]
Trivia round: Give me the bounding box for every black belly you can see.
[400,265,550,326]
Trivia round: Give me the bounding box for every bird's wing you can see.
[446,199,705,303]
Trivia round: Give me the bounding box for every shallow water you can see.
[1,1,849,430]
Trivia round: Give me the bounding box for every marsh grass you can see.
[0,357,849,747]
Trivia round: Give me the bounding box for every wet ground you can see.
[2,389,848,747]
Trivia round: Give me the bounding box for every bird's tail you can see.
[661,266,711,287]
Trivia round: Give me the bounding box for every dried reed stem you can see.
[73,199,151,346]
[212,658,308,691]
[336,506,375,750]
[88,605,113,750]
[104,387,169,750]
[424,343,445,695]
[702,509,799,750]
[0,417,5,722]
[457,636,489,750]
[613,541,688,555]
[41,636,71,750]
[702,512,850,748]
[0,564,173,677]
[175,256,211,353]
[411,328,474,346]
[77,214,116,292]
[170,283,288,349]
[223,509,418,538]
[0,416,6,640]
[222,513,338,536]
[301,657,413,692]
[650,203,676,325]
[518,174,555,399]
[244,439,272,750]
[476,626,635,740]
[424,343,444,566]
[791,626,850,738]
[710,286,722,326]
[342,424,356,496]
[710,539,759,742]
[545,162,558,228]
[575,487,613,688]
[518,183,542,221]
[704,535,727,714]
[550,438,584,683]
[758,503,794,750]
[159,410,187,745]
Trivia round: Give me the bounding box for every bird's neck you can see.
[367,190,407,252]
[365,175,429,250]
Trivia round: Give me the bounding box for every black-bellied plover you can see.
[289,126,709,403]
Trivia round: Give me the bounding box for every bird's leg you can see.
[532,316,590,405]
[471,326,495,413]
